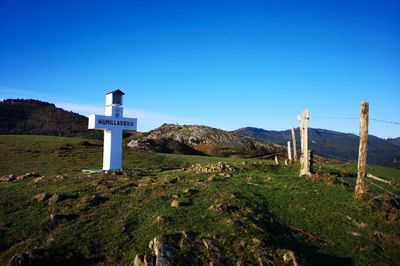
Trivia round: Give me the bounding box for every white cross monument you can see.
[88,90,137,170]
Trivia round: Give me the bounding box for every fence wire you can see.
[312,116,400,126]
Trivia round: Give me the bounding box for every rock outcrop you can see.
[134,232,224,266]
[127,124,282,157]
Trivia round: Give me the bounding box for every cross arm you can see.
[88,114,137,131]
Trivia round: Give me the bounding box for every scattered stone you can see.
[183,188,199,196]
[16,172,41,181]
[35,193,50,202]
[55,175,66,180]
[0,175,15,182]
[171,199,180,208]
[48,194,61,205]
[282,250,299,266]
[357,222,368,228]
[158,176,180,185]
[134,254,154,266]
[49,213,59,221]
[185,162,236,174]
[138,177,156,186]
[33,177,45,183]
[351,232,361,237]
[155,215,166,224]
[80,195,107,207]
[7,252,31,266]
[209,204,224,212]
[209,203,237,213]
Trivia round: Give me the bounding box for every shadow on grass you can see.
[237,191,353,266]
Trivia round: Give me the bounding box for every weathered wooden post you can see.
[300,109,311,176]
[309,150,314,173]
[291,127,297,162]
[287,141,292,163]
[274,155,279,165]
[297,115,303,153]
[355,102,369,199]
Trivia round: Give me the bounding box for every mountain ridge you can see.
[1,99,399,167]
[234,127,400,168]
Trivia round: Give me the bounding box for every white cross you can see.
[88,90,137,170]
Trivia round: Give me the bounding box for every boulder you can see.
[1,175,15,182]
[282,250,299,266]
[48,194,61,205]
[35,193,50,202]
[170,199,180,208]
[16,172,41,181]
[134,232,224,265]
[148,233,182,266]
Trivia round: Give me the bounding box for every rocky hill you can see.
[127,124,283,157]
[0,99,101,138]
[235,127,400,168]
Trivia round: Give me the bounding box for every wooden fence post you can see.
[355,102,369,199]
[297,115,303,153]
[291,127,297,162]
[287,141,292,163]
[300,109,311,176]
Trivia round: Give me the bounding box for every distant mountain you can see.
[0,99,101,138]
[388,137,400,147]
[127,124,283,157]
[234,127,400,168]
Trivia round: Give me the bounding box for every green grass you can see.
[0,135,399,265]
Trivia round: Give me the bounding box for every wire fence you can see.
[292,109,400,200]
[313,116,400,126]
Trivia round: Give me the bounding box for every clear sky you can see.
[1,0,399,138]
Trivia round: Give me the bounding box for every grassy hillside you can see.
[0,135,399,265]
[235,127,400,168]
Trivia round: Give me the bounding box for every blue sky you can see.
[1,0,399,138]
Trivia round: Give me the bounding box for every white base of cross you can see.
[89,113,137,170]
